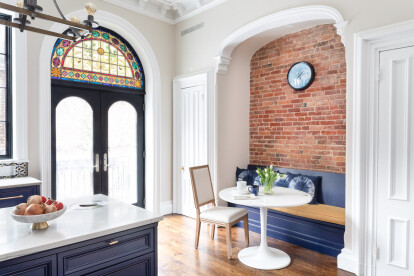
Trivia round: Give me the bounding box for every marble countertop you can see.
[0,194,163,262]
[0,177,41,189]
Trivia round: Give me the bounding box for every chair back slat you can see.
[189,165,215,208]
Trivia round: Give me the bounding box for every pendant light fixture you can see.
[0,0,99,41]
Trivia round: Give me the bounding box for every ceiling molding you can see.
[103,0,228,25]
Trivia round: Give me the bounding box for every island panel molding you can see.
[0,224,158,276]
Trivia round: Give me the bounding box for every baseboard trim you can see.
[160,201,173,215]
[337,248,358,274]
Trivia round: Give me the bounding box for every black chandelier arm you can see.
[53,0,83,39]
[53,0,66,20]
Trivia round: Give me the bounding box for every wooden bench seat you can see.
[270,204,345,226]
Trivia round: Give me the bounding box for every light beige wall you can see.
[173,0,414,260]
[26,0,174,203]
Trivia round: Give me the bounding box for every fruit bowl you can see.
[10,205,67,230]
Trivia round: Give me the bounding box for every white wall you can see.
[173,0,414,271]
[24,0,174,203]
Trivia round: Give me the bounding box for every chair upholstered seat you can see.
[200,206,248,223]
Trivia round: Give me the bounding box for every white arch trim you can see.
[39,10,161,213]
[215,5,347,74]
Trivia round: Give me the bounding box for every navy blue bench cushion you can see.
[247,165,345,208]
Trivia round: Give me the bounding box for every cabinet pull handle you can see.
[0,195,24,201]
[109,240,118,246]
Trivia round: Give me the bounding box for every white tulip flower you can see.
[265,168,268,172]
[270,165,273,170]
[256,170,259,174]
[265,173,269,177]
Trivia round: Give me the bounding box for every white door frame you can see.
[173,69,216,214]
[348,19,414,275]
[38,10,162,213]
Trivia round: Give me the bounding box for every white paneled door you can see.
[174,74,208,218]
[377,46,414,275]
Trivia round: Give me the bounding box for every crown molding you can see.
[103,0,228,25]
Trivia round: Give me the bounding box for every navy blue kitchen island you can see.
[0,194,162,276]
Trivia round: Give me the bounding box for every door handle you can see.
[93,153,100,173]
[180,166,184,171]
[104,153,108,172]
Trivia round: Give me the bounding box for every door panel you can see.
[52,87,102,199]
[178,83,208,218]
[101,92,145,207]
[377,46,414,275]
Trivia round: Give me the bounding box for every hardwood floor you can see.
[158,215,354,276]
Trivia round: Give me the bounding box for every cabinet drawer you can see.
[87,252,155,276]
[58,228,154,275]
[0,185,39,208]
[0,255,57,276]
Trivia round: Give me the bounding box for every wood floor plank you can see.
[158,215,354,276]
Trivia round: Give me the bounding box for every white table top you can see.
[0,194,163,262]
[219,187,312,208]
[0,177,41,189]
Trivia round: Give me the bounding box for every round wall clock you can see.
[287,61,315,91]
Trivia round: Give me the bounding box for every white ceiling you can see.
[103,0,227,24]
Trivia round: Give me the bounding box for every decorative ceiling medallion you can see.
[102,0,228,24]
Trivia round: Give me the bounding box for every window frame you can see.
[0,13,12,159]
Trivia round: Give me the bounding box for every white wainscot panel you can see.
[388,217,409,269]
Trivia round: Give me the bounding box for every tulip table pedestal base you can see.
[238,207,291,270]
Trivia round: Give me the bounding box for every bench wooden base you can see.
[229,203,345,257]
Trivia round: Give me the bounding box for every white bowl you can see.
[10,204,67,230]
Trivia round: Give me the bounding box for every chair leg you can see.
[195,219,201,249]
[225,224,232,259]
[243,216,249,247]
[210,224,215,240]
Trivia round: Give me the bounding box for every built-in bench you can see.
[230,165,345,257]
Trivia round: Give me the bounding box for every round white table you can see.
[219,186,312,270]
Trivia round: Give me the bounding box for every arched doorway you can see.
[50,27,145,207]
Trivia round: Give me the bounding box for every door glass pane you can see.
[108,101,137,204]
[56,97,94,199]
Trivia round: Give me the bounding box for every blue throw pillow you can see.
[253,175,262,186]
[274,176,289,188]
[236,167,259,186]
[287,173,321,204]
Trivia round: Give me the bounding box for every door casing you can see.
[342,20,414,276]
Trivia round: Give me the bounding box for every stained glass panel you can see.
[51,28,144,90]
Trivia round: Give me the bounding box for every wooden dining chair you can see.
[189,165,249,259]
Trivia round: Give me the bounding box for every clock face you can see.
[287,62,315,91]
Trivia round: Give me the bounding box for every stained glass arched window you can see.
[51,27,144,90]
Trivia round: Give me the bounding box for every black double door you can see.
[51,83,145,207]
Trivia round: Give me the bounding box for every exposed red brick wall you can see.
[250,24,346,173]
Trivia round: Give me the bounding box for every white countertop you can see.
[0,177,41,189]
[0,194,163,262]
[219,187,312,208]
